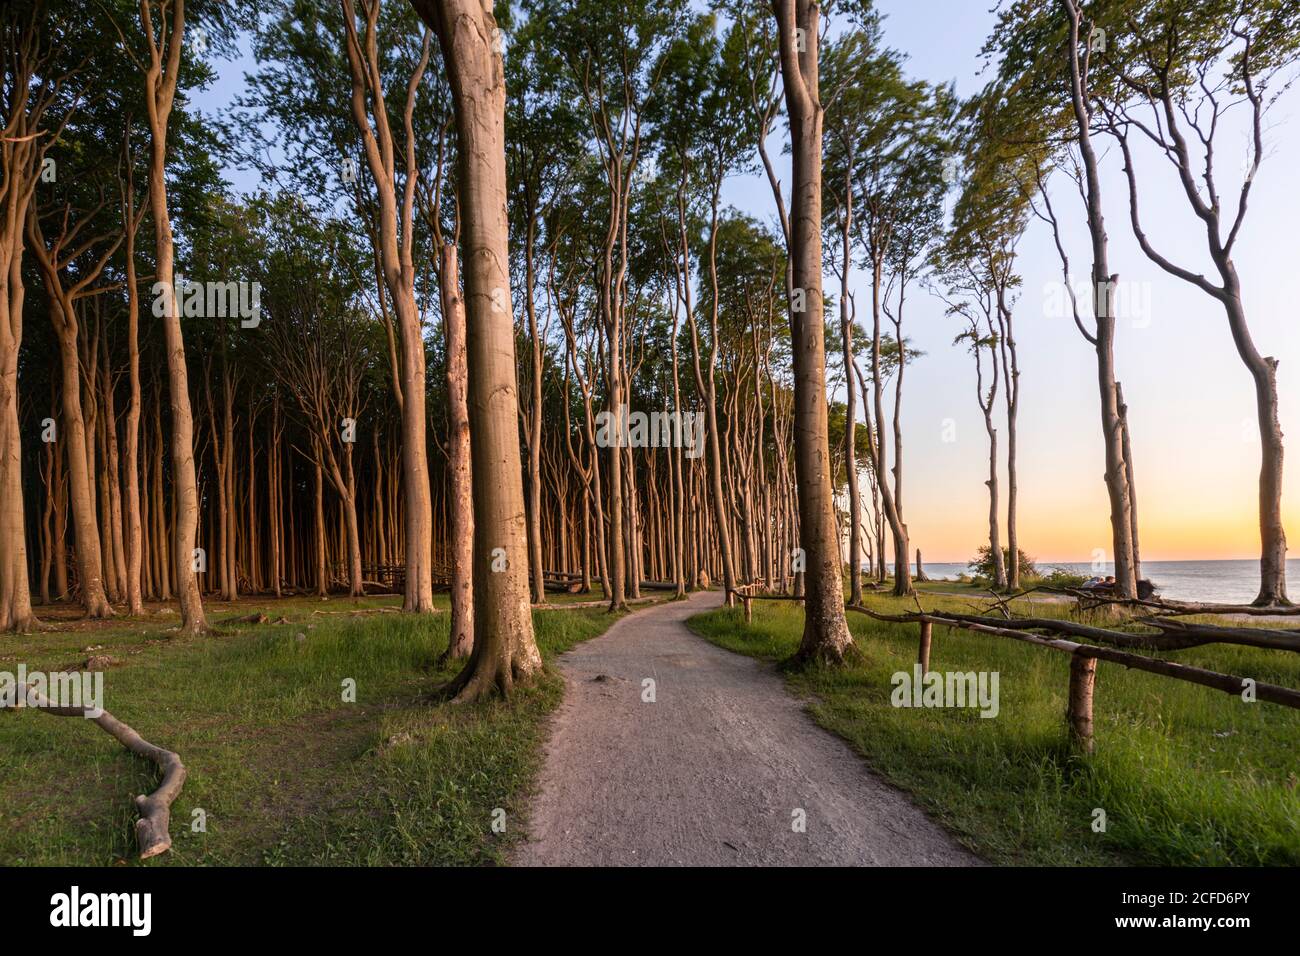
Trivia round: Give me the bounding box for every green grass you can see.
[688,593,1300,866]
[0,593,629,866]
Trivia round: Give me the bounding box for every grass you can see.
[688,590,1300,866]
[0,592,630,866]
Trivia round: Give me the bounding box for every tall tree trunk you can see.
[837,168,862,606]
[313,451,327,597]
[440,240,473,661]
[142,0,207,633]
[773,0,853,664]
[998,295,1020,590]
[869,271,910,596]
[1216,276,1289,605]
[1115,381,1140,584]
[983,405,1005,590]
[0,212,34,631]
[341,0,435,613]
[32,272,112,617]
[1060,0,1137,599]
[416,0,542,700]
[524,218,546,604]
[121,173,145,615]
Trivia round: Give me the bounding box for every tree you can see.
[132,0,225,633]
[26,150,126,619]
[823,9,950,597]
[1097,0,1298,606]
[410,0,542,700]
[258,197,375,598]
[339,0,437,613]
[506,16,583,605]
[0,0,74,632]
[771,0,854,664]
[935,251,1008,590]
[986,0,1140,598]
[942,93,1033,591]
[656,12,748,605]
[968,545,1036,582]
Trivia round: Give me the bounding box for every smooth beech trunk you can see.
[835,159,862,606]
[122,172,145,614]
[27,222,113,618]
[341,0,435,613]
[0,202,33,631]
[695,188,738,603]
[440,240,473,661]
[1060,0,1137,599]
[868,273,910,596]
[141,0,207,633]
[998,296,1021,590]
[415,0,542,699]
[773,0,854,665]
[523,219,546,605]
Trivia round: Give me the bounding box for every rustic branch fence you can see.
[727,585,1300,753]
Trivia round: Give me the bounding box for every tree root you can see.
[7,682,186,859]
[442,653,544,704]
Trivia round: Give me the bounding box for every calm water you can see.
[915,559,1300,604]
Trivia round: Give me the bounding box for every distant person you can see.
[1081,576,1105,589]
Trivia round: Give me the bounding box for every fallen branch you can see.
[311,606,402,616]
[7,683,186,859]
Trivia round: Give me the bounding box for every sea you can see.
[913,558,1300,605]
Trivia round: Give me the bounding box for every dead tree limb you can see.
[7,682,186,859]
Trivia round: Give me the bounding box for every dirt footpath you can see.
[513,591,981,866]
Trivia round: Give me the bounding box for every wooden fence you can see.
[727,584,1300,754]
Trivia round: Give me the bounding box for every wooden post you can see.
[918,620,932,673]
[743,594,752,624]
[1068,651,1098,753]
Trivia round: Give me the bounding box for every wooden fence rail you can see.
[725,586,1300,753]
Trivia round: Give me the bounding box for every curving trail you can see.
[514,590,981,867]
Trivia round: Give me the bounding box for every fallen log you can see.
[6,682,186,859]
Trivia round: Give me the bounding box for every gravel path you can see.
[514,591,981,866]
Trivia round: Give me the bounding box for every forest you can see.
[1,0,1298,878]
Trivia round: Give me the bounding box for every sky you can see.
[196,1,1299,567]
[718,0,1300,565]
